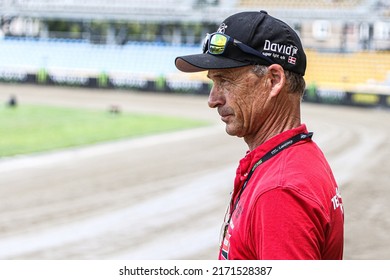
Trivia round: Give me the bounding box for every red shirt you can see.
[218,124,344,260]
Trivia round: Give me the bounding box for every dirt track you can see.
[0,83,389,260]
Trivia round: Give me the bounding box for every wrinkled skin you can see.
[207,64,301,150]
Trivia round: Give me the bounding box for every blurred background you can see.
[0,0,389,99]
[0,0,389,260]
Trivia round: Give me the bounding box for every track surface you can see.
[0,84,389,260]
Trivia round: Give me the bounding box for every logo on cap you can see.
[263,40,298,56]
[288,56,296,65]
[262,40,300,66]
[217,23,228,33]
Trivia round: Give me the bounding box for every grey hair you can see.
[251,65,306,96]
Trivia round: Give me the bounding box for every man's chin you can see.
[225,125,240,137]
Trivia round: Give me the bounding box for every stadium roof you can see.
[0,0,389,23]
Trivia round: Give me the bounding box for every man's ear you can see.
[267,64,286,98]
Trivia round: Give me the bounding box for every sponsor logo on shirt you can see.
[331,187,343,213]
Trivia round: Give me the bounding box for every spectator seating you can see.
[238,0,363,9]
[0,37,389,93]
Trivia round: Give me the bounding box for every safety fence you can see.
[1,68,389,109]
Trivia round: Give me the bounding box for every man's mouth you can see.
[218,108,233,123]
[220,114,232,122]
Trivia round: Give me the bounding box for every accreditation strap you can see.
[231,132,313,215]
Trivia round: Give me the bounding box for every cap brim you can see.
[175,53,250,73]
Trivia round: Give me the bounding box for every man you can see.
[175,11,344,260]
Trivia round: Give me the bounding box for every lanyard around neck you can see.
[231,132,313,215]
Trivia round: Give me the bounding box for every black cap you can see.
[175,11,306,76]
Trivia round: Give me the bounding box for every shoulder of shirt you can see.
[249,184,331,222]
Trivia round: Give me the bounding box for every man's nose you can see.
[208,85,225,108]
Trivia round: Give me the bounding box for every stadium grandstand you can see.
[0,0,389,107]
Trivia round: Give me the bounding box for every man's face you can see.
[207,66,269,138]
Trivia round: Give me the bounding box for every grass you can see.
[0,104,209,157]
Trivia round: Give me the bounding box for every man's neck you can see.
[244,114,301,151]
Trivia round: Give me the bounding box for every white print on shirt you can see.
[331,187,343,213]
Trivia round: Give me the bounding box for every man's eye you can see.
[219,78,229,85]
[212,77,230,87]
